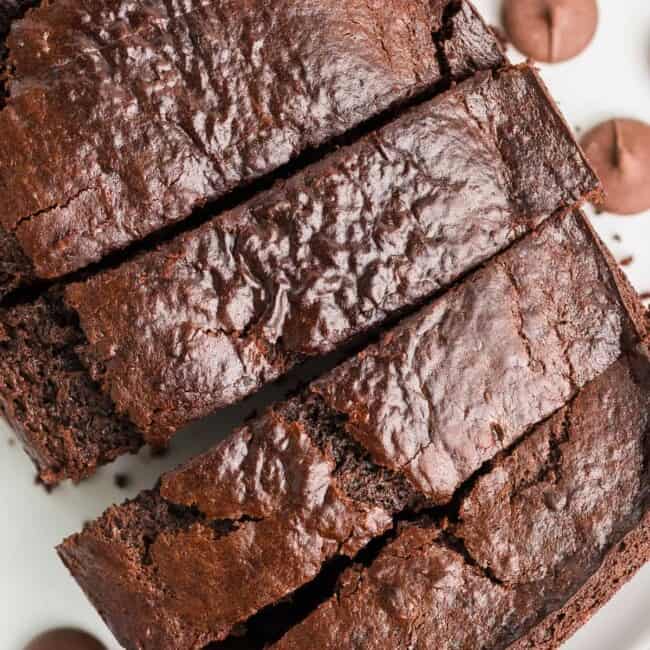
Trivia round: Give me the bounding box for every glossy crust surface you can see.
[59,397,399,648]
[66,66,598,445]
[275,524,519,650]
[314,210,646,502]
[58,214,648,649]
[0,0,504,291]
[0,0,508,482]
[274,351,650,649]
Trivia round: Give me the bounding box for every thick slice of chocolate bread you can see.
[58,394,415,648]
[58,212,648,649]
[272,350,650,649]
[0,0,504,294]
[1,65,600,484]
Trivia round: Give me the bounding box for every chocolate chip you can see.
[503,0,598,63]
[114,473,131,489]
[581,119,650,215]
[24,628,105,650]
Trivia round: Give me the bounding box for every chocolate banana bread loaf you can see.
[58,211,648,649]
[0,0,504,295]
[0,65,599,484]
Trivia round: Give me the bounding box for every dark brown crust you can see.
[312,211,646,502]
[0,0,504,291]
[58,399,396,648]
[65,66,599,445]
[272,514,650,650]
[0,23,509,474]
[0,2,39,296]
[576,208,649,350]
[272,348,650,649]
[59,216,648,649]
[2,64,600,483]
[509,511,650,650]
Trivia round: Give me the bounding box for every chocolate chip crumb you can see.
[612,233,622,243]
[35,475,54,494]
[150,446,170,459]
[114,473,131,489]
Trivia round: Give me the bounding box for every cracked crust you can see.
[59,214,648,648]
[313,210,647,502]
[65,65,598,445]
[59,396,397,648]
[273,525,520,650]
[0,0,504,291]
[0,2,39,295]
[3,64,600,483]
[273,350,650,649]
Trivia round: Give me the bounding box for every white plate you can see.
[1,0,649,647]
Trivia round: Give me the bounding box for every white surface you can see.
[1,1,650,648]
